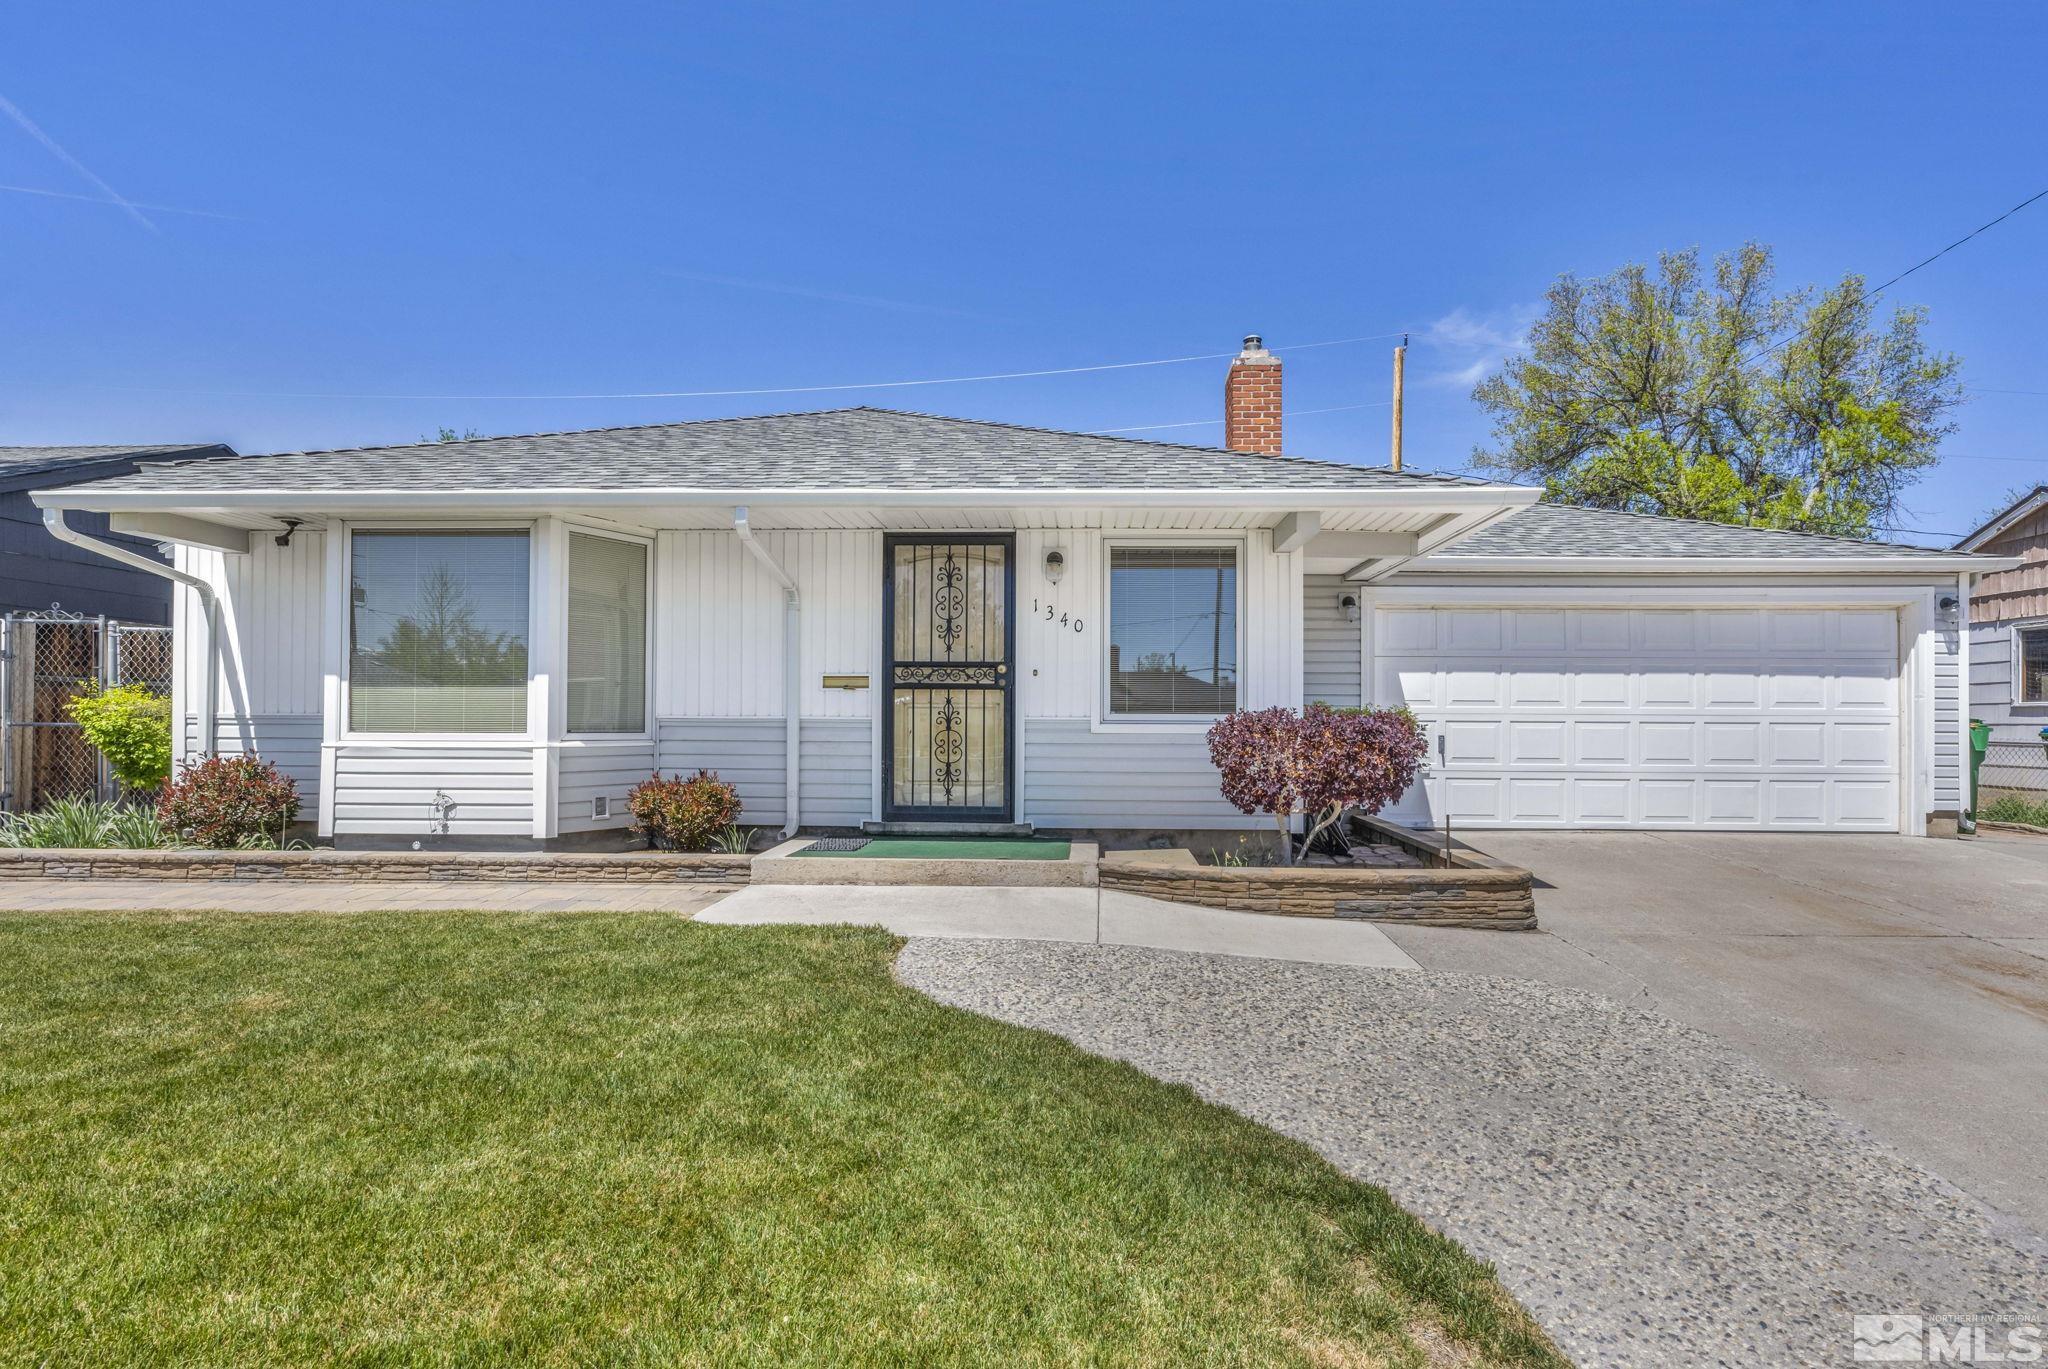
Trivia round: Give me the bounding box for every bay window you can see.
[349,529,530,733]
[566,531,649,733]
[1106,544,1239,716]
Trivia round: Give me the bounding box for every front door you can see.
[882,535,1014,822]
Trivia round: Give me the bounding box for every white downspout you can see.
[734,506,801,839]
[44,508,220,754]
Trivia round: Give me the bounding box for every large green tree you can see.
[1470,243,1962,537]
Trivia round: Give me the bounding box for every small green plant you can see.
[626,771,743,851]
[1206,846,1252,867]
[158,755,301,849]
[0,797,171,849]
[709,824,753,854]
[64,683,172,793]
[1980,794,2048,827]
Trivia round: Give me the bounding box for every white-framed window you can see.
[565,529,650,735]
[347,528,531,734]
[1104,542,1241,718]
[2018,622,2048,705]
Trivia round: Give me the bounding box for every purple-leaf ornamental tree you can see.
[1206,703,1427,865]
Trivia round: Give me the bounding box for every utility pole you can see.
[1389,334,1408,472]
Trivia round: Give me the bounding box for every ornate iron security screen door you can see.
[882,535,1014,821]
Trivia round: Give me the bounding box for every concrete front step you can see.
[860,820,1036,837]
[752,838,1097,887]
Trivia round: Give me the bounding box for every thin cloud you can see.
[0,182,239,220]
[0,91,155,232]
[659,267,994,319]
[1420,304,1539,388]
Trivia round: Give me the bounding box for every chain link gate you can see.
[0,611,175,812]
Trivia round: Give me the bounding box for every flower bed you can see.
[1101,817,1537,931]
[0,848,749,885]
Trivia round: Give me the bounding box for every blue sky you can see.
[2,2,2042,545]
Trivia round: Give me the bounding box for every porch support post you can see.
[735,507,801,838]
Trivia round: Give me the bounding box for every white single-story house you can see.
[32,339,2017,843]
[1956,484,2047,804]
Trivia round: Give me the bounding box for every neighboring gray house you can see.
[0,445,238,624]
[1957,485,2048,804]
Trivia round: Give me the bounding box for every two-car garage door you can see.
[1376,606,1901,831]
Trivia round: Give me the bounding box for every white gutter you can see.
[43,507,220,753]
[1402,553,2022,575]
[33,485,1538,514]
[734,506,801,839]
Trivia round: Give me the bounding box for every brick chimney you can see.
[1223,334,1282,455]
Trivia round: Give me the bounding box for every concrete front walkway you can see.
[699,884,1420,968]
[1385,830,2048,1236]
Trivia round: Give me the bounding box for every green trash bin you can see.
[1965,719,1991,833]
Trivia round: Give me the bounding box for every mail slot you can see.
[822,674,870,691]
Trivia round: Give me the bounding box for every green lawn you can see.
[0,910,1563,1367]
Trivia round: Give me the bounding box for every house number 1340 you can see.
[1032,600,1084,632]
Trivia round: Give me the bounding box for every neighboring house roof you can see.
[0,444,237,495]
[1955,484,2048,552]
[1428,500,1965,562]
[54,408,1508,496]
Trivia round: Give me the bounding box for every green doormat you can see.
[795,837,1071,861]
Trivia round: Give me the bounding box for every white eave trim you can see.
[1406,553,2022,575]
[1955,486,2048,551]
[29,484,1543,515]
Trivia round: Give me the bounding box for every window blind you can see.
[1107,546,1238,716]
[349,530,530,733]
[566,532,648,734]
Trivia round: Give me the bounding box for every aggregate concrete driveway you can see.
[900,939,2048,1368]
[1383,831,2048,1235]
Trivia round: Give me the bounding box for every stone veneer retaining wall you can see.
[0,849,750,885]
[1098,858,1537,931]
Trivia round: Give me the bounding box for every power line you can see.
[37,330,1418,404]
[1740,185,2048,366]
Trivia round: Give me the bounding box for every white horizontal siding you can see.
[557,741,656,834]
[1303,573,1361,707]
[1934,618,1962,809]
[1019,719,1246,830]
[654,530,880,720]
[655,718,786,827]
[181,714,322,814]
[800,719,872,827]
[331,745,535,837]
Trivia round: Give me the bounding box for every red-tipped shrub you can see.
[627,770,743,851]
[1206,703,1426,864]
[157,755,302,849]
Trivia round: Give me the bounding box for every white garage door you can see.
[1376,606,1900,831]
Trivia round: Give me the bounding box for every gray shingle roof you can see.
[1433,500,1956,559]
[66,408,1502,495]
[0,444,228,481]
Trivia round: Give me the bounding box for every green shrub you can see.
[627,771,743,851]
[64,683,172,792]
[0,797,170,849]
[1980,794,2048,827]
[158,756,301,849]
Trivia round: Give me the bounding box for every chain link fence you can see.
[1981,739,2048,804]
[0,611,174,812]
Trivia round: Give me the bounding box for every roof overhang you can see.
[1955,485,2048,551]
[29,484,1535,515]
[1404,553,2023,576]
